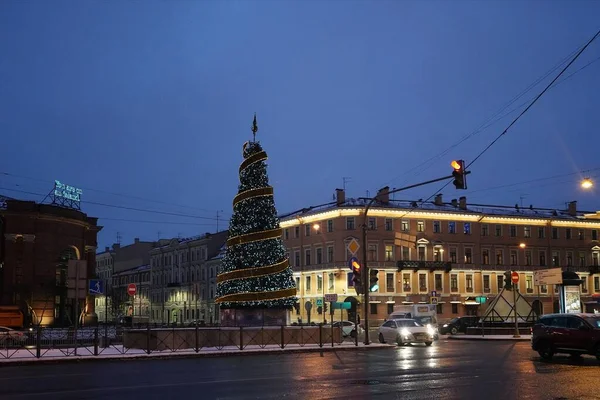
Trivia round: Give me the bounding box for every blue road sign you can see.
[348,256,358,271]
[89,279,104,295]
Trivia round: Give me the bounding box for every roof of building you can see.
[278,196,595,222]
[113,264,150,276]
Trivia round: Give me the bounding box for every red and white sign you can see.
[511,271,519,284]
[127,283,137,296]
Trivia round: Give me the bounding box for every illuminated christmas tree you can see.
[216,115,296,324]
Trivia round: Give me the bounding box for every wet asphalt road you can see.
[1,339,599,400]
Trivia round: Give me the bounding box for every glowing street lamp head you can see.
[312,223,320,231]
[519,243,526,249]
[581,178,593,189]
[451,160,461,170]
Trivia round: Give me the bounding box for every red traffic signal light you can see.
[451,160,467,190]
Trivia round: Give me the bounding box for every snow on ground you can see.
[0,342,390,363]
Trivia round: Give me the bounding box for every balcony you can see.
[396,261,452,272]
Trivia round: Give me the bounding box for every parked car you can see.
[332,321,364,338]
[0,326,28,346]
[531,313,600,361]
[439,316,480,335]
[378,318,435,346]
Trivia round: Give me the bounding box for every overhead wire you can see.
[378,35,598,190]
[377,29,600,221]
[0,170,229,216]
[0,186,230,222]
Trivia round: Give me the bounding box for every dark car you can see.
[439,316,479,335]
[531,313,600,361]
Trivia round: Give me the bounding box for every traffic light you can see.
[451,160,467,190]
[369,269,379,292]
[503,271,513,289]
[324,302,328,313]
[351,259,362,286]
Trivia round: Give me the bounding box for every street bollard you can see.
[94,328,99,356]
[36,326,41,359]
[195,323,199,353]
[147,324,151,354]
[319,324,323,348]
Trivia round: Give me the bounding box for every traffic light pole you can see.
[361,172,468,345]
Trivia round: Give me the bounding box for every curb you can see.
[447,335,531,342]
[0,344,392,367]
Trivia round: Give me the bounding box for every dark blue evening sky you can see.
[1,1,599,249]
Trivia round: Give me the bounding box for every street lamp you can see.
[581,178,593,189]
[519,243,526,249]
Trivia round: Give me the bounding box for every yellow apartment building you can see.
[280,188,600,325]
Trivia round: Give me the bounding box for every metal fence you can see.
[0,324,358,360]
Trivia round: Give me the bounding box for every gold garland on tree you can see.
[216,139,296,305]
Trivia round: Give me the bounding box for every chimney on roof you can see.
[459,196,467,210]
[113,243,120,250]
[568,201,577,217]
[434,194,443,206]
[375,186,390,204]
[134,238,140,244]
[335,188,345,206]
[105,247,109,252]
[451,199,458,208]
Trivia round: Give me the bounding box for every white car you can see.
[0,326,27,346]
[332,321,364,338]
[378,318,435,346]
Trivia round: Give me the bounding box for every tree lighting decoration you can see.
[216,134,297,309]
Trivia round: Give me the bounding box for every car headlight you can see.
[427,326,436,336]
[401,328,410,337]
[442,324,448,327]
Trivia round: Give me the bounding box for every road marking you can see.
[3,376,277,398]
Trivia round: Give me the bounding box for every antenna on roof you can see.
[342,177,352,191]
[116,232,121,245]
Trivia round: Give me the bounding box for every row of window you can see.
[296,272,600,294]
[149,287,215,303]
[366,303,464,316]
[284,218,600,240]
[288,242,600,267]
[150,247,208,269]
[150,266,216,286]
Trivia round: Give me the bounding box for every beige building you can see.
[280,189,600,325]
[149,232,227,325]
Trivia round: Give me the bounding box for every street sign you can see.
[348,256,359,271]
[431,290,437,298]
[89,279,104,295]
[324,293,338,302]
[511,271,519,284]
[347,238,360,255]
[534,268,563,286]
[304,301,312,311]
[475,296,487,305]
[333,302,352,310]
[127,283,137,297]
[430,297,438,305]
[316,298,323,307]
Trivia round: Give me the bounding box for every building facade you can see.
[95,247,115,322]
[280,189,600,325]
[149,232,227,325]
[0,198,101,326]
[112,264,151,321]
[94,238,155,323]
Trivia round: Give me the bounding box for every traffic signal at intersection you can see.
[369,269,379,292]
[451,160,467,190]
